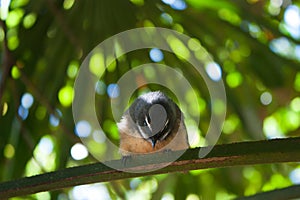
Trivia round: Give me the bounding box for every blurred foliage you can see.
[0,0,300,199]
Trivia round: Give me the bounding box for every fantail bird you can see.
[117,91,189,156]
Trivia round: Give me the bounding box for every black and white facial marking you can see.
[129,91,180,147]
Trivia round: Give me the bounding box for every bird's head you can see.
[129,91,180,148]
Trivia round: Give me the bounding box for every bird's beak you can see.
[150,137,157,148]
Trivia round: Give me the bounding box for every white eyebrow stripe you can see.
[160,128,171,140]
[145,115,152,131]
[160,118,169,132]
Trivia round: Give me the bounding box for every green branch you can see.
[1,137,300,198]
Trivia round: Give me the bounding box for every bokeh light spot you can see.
[70,143,88,160]
[162,0,186,10]
[162,0,175,5]
[38,137,54,155]
[6,8,24,28]
[49,110,61,127]
[58,85,74,107]
[188,38,201,51]
[67,61,79,78]
[25,158,41,177]
[21,92,34,109]
[18,105,28,120]
[95,80,106,95]
[283,110,300,131]
[170,0,187,10]
[270,37,293,57]
[186,194,200,200]
[290,97,300,112]
[23,13,37,29]
[70,183,110,200]
[130,178,142,189]
[263,116,283,139]
[173,23,184,33]
[205,62,222,82]
[33,135,56,171]
[89,52,105,77]
[284,5,300,39]
[4,144,15,158]
[107,83,120,98]
[212,99,226,115]
[167,35,190,59]
[0,0,11,20]
[49,114,59,127]
[226,72,243,88]
[161,193,175,200]
[248,23,262,38]
[11,66,20,79]
[34,192,51,200]
[130,0,144,6]
[260,92,272,105]
[262,173,291,191]
[223,115,240,134]
[2,102,8,116]
[63,0,75,9]
[160,13,173,25]
[149,48,164,62]
[218,8,241,26]
[8,33,19,50]
[75,120,92,137]
[290,168,300,184]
